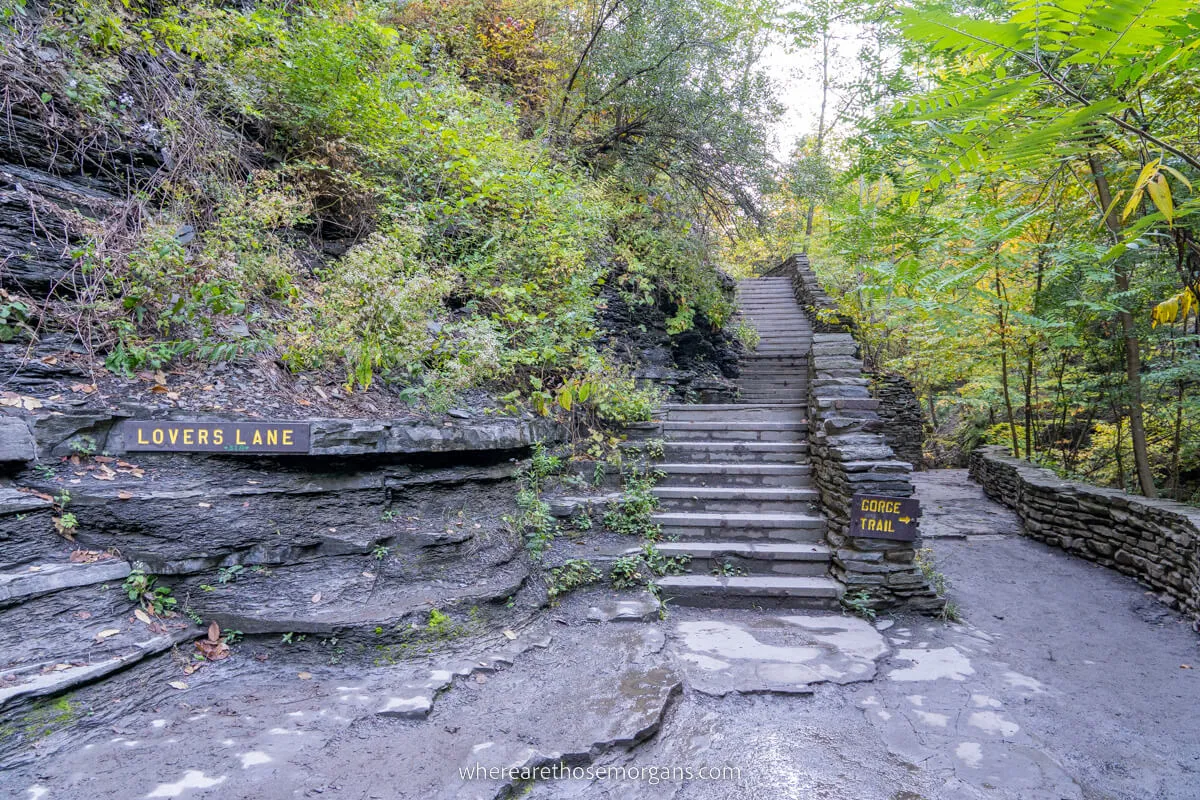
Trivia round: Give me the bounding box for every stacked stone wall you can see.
[969,446,1200,624]
[868,373,925,470]
[772,254,941,612]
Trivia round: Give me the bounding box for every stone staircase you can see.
[649,277,842,607]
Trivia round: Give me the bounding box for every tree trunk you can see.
[1088,154,1157,497]
[994,263,1021,457]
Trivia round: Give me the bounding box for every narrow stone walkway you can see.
[651,277,840,606]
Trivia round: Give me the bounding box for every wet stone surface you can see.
[1,471,1198,800]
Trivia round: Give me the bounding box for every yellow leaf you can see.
[1146,174,1174,224]
[1122,159,1160,221]
[168,680,189,690]
[134,609,152,625]
[1160,164,1192,191]
[557,388,572,412]
[96,628,121,640]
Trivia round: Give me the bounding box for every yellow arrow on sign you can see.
[898,516,912,524]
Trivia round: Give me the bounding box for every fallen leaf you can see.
[198,502,211,508]
[1182,665,1193,669]
[311,593,322,603]
[27,565,43,572]
[94,455,115,464]
[117,490,133,500]
[70,383,97,394]
[150,385,169,394]
[96,628,121,641]
[168,680,189,690]
[92,471,115,481]
[362,572,375,579]
[74,611,92,620]
[298,672,312,680]
[166,392,180,401]
[40,355,58,365]
[134,609,153,625]
[296,398,311,406]
[207,622,220,642]
[153,370,168,385]
[503,629,517,640]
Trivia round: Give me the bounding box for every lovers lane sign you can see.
[849,493,920,541]
[123,421,312,454]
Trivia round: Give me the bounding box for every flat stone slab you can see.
[587,595,660,623]
[0,559,131,605]
[668,611,887,696]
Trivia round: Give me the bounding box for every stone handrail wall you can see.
[772,254,941,612]
[868,373,925,470]
[969,446,1200,623]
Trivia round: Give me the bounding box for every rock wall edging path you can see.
[969,446,1200,625]
[770,254,941,612]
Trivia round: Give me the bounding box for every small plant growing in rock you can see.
[123,570,177,617]
[842,589,876,620]
[915,548,950,598]
[733,319,760,350]
[603,467,663,539]
[546,559,602,602]
[380,509,399,522]
[33,463,55,480]
[372,544,390,560]
[610,555,644,589]
[711,560,745,578]
[640,543,689,577]
[216,565,244,584]
[427,608,452,636]
[68,435,98,457]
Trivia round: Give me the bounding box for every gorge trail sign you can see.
[123,421,312,454]
[850,494,920,541]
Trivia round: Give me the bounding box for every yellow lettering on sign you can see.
[138,428,149,445]
[198,429,208,445]
[236,429,246,445]
[183,428,194,445]
[252,430,263,446]
[152,428,164,445]
[266,429,278,446]
[282,428,293,446]
[213,428,223,445]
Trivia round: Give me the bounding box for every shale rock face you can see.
[0,403,562,716]
[970,446,1200,624]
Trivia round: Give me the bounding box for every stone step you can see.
[662,403,807,423]
[653,511,825,542]
[661,421,807,441]
[656,463,812,488]
[654,575,842,609]
[657,441,808,463]
[652,486,817,512]
[650,542,831,576]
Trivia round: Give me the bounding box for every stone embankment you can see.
[970,446,1200,624]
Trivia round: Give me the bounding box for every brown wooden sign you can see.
[849,493,920,541]
[123,421,312,454]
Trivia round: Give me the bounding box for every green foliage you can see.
[122,570,177,616]
[546,558,602,602]
[603,467,663,539]
[13,0,760,418]
[609,555,644,590]
[842,589,876,621]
